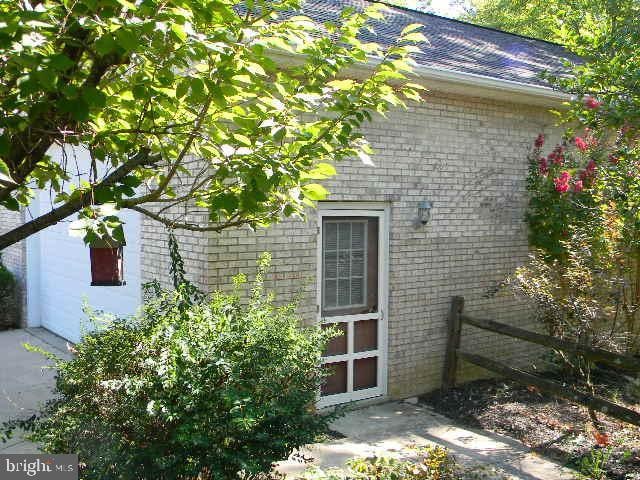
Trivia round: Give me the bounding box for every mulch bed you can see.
[421,369,640,479]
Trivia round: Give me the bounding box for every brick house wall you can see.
[140,213,210,292]
[0,209,27,327]
[139,90,557,399]
[0,88,558,398]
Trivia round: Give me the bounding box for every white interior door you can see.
[317,206,388,407]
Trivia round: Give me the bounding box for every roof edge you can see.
[412,63,572,103]
[268,50,572,106]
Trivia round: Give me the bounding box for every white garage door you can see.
[26,147,142,343]
[32,204,141,343]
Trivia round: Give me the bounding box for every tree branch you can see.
[128,205,249,232]
[123,96,214,207]
[0,149,154,251]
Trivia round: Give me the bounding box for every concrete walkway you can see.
[0,328,69,454]
[278,401,577,479]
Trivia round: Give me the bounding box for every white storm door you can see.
[317,208,388,407]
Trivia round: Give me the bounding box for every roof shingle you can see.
[298,0,579,88]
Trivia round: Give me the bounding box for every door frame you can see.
[316,202,390,407]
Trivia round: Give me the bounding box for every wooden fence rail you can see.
[461,315,640,372]
[442,295,640,427]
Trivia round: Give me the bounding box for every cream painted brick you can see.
[132,90,560,399]
[198,91,558,399]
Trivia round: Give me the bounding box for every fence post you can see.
[442,296,464,391]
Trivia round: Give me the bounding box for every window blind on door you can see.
[323,220,367,310]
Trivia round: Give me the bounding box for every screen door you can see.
[317,208,387,406]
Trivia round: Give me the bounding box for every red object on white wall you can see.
[90,244,125,286]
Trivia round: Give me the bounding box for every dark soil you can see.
[421,369,640,480]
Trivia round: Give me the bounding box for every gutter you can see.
[412,63,572,103]
[269,50,572,106]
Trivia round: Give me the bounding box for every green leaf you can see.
[301,183,329,201]
[48,54,75,71]
[2,197,19,211]
[115,0,137,11]
[188,78,205,102]
[82,87,107,109]
[402,32,427,43]
[327,79,355,90]
[93,186,114,204]
[122,175,142,188]
[0,159,10,176]
[401,23,423,36]
[94,34,117,55]
[57,98,89,122]
[110,224,125,243]
[272,127,286,143]
[404,82,427,91]
[245,63,266,76]
[0,136,9,156]
[171,24,187,42]
[115,28,139,52]
[53,192,69,204]
[211,193,239,213]
[300,163,336,180]
[176,79,190,99]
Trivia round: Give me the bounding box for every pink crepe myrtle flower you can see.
[554,171,571,193]
[574,136,589,152]
[573,180,584,192]
[547,145,565,165]
[538,157,549,175]
[584,97,602,109]
[534,133,545,149]
[577,159,598,184]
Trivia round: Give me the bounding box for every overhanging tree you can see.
[0,0,425,249]
[461,0,611,44]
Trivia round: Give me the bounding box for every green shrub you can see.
[0,253,17,330]
[575,446,612,480]
[11,252,336,479]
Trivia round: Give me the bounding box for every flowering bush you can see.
[526,131,601,260]
[520,118,640,358]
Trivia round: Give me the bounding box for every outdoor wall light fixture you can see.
[417,200,432,226]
